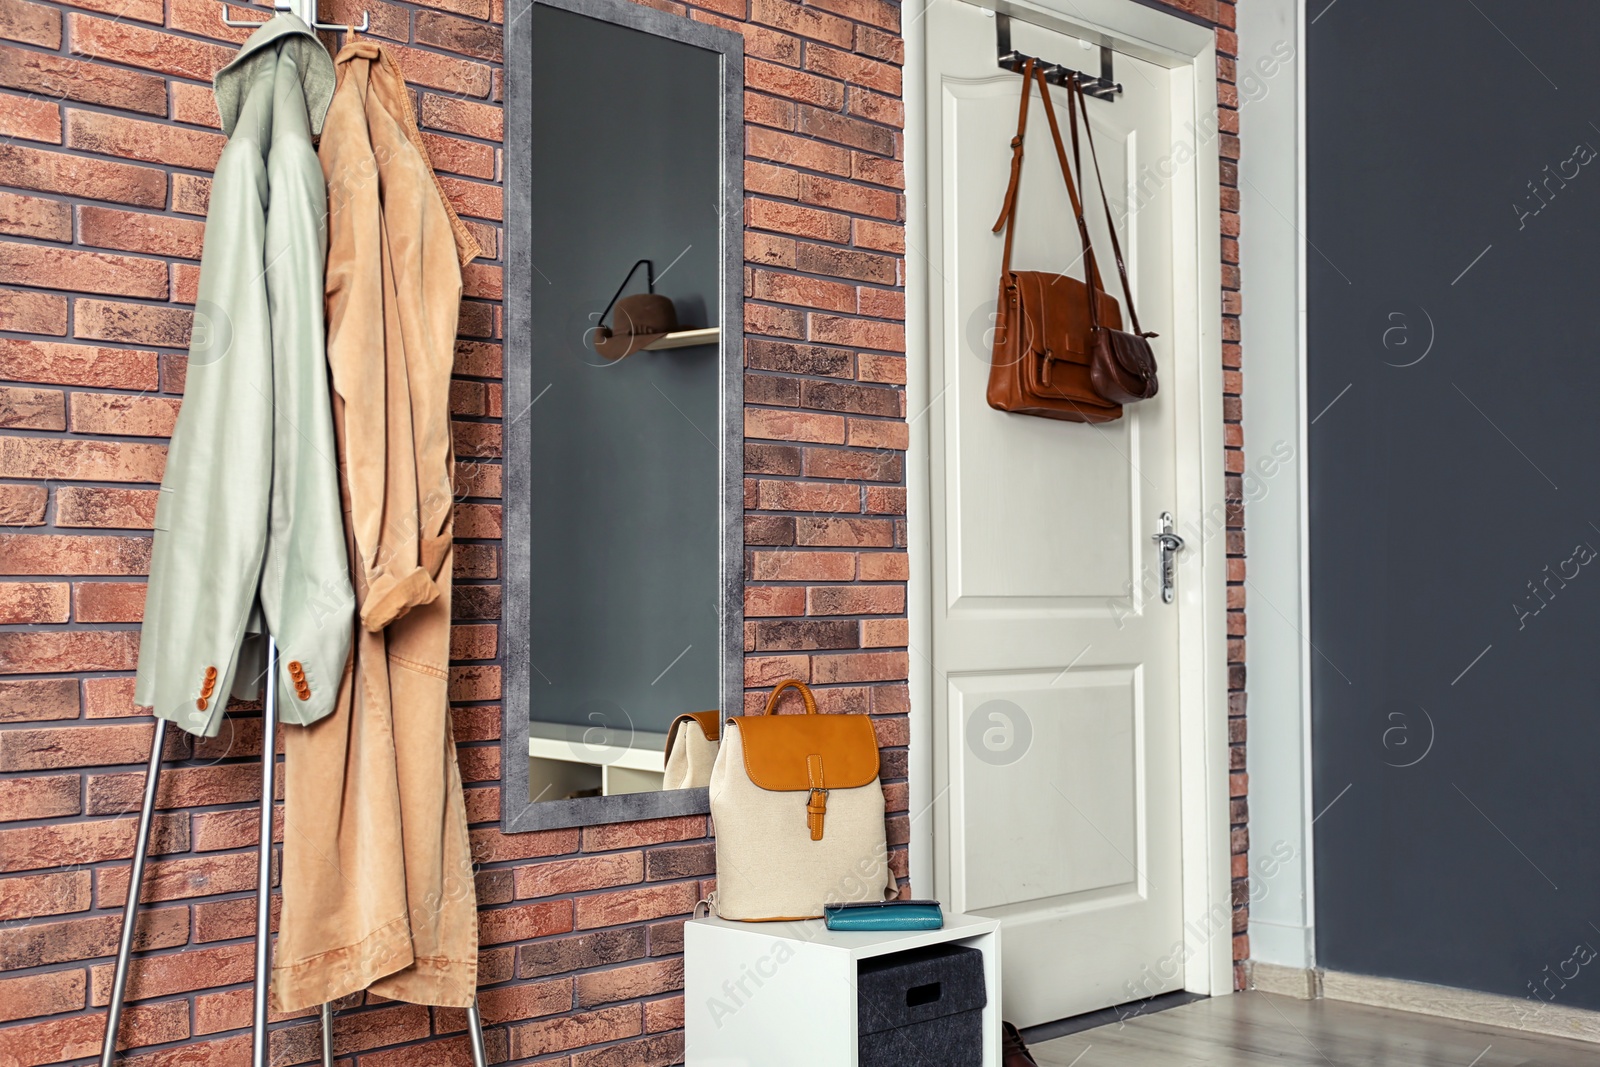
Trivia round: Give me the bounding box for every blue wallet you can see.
[823,900,944,931]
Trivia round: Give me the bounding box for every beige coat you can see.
[273,40,482,1011]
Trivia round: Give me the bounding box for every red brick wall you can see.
[1211,0,1250,986]
[0,0,1245,1063]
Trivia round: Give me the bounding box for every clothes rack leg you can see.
[252,638,280,1067]
[97,718,168,1067]
[320,1003,334,1066]
[96,647,473,1067]
[467,1000,488,1067]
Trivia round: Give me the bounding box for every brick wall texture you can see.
[0,0,1246,1061]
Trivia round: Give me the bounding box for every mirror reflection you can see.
[527,3,724,802]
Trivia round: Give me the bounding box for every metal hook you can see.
[220,1,369,32]
[220,2,276,27]
[312,10,370,31]
[995,11,1122,100]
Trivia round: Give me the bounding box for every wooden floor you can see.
[1030,991,1600,1066]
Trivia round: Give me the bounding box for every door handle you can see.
[1152,512,1184,604]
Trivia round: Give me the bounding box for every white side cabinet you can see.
[683,912,1002,1067]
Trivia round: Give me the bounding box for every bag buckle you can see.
[807,787,830,842]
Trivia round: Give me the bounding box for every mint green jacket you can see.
[135,16,352,738]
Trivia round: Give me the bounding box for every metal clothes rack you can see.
[994,12,1123,100]
[98,3,488,1065]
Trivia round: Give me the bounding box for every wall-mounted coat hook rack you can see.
[994,12,1121,100]
[221,0,370,32]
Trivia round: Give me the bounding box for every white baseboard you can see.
[1315,969,1600,1046]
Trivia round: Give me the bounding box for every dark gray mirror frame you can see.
[501,0,744,832]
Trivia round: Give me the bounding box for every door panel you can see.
[925,0,1184,1026]
[953,667,1142,911]
[946,73,1148,606]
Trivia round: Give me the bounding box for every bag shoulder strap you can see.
[1067,75,1155,339]
[992,64,1107,318]
[1030,64,1105,325]
[991,57,1036,281]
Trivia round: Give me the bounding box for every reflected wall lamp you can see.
[590,258,719,360]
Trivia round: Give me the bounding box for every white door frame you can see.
[905,0,1235,998]
[1234,0,1316,975]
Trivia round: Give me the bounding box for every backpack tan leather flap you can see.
[732,713,879,792]
[671,710,720,744]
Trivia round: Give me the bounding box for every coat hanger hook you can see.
[313,10,371,32]
[220,1,283,27]
[220,1,370,32]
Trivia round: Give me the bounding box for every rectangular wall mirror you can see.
[503,0,744,831]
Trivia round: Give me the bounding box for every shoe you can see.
[1002,1021,1039,1067]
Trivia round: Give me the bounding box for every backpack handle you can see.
[761,679,818,716]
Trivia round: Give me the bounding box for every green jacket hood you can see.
[214,13,336,137]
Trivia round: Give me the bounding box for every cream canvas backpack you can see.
[709,680,898,920]
[662,711,719,790]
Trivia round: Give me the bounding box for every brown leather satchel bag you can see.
[987,62,1157,420]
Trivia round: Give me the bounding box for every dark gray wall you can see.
[528,2,720,734]
[1309,0,1600,1006]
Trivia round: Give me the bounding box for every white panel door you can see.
[925,1,1185,1027]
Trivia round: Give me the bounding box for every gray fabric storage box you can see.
[857,943,987,1067]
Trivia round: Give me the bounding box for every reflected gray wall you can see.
[529,2,720,735]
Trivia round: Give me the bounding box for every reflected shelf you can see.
[641,327,719,351]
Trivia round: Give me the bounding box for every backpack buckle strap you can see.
[806,753,828,841]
